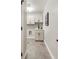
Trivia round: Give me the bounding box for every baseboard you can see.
[44,40,55,59]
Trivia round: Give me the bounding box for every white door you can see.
[21,0,27,57]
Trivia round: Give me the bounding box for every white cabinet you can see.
[27,16,35,24]
[35,30,44,41]
[27,12,43,24]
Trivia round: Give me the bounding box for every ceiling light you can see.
[27,7,34,12]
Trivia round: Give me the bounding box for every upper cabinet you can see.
[27,16,35,24]
[27,12,43,24]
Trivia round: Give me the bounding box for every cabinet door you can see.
[38,31,44,40]
[35,30,44,40]
[27,16,35,24]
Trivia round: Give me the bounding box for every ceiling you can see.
[27,0,47,13]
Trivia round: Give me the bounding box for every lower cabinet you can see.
[35,30,44,41]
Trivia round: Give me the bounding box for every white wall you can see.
[43,0,58,59]
[27,25,37,39]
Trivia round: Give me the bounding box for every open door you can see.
[21,0,27,59]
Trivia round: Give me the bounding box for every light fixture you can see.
[27,7,34,12]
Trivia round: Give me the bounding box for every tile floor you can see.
[25,39,51,59]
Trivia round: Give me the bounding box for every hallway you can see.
[25,39,52,59]
[21,0,58,59]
